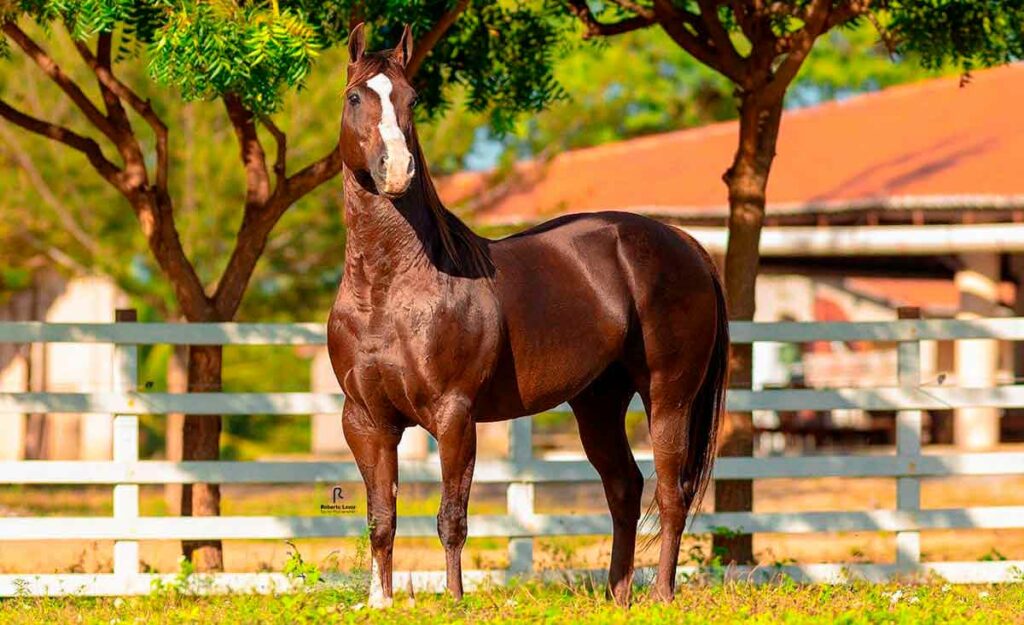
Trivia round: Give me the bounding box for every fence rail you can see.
[1,314,1023,596]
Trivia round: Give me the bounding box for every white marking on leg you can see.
[366,73,413,192]
[369,557,392,608]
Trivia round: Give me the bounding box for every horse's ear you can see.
[348,22,366,64]
[392,24,414,68]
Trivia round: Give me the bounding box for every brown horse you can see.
[327,24,728,608]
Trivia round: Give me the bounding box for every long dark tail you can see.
[680,269,729,527]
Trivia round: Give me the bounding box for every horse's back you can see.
[476,211,720,419]
[492,211,718,312]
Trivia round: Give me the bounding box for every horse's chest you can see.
[330,291,483,417]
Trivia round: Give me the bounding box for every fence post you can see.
[507,418,534,577]
[895,307,922,574]
[112,309,140,582]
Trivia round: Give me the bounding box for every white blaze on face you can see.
[366,73,414,194]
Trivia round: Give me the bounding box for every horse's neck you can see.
[342,166,441,286]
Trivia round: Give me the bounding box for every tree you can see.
[560,0,1024,564]
[0,0,565,571]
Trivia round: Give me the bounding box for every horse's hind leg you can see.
[647,372,703,602]
[569,364,643,607]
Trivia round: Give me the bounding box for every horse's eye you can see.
[347,92,360,106]
[410,96,419,108]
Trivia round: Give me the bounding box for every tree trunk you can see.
[713,93,783,565]
[179,344,224,571]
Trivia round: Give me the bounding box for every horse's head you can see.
[341,23,417,198]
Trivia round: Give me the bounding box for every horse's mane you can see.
[409,125,495,279]
[349,53,494,279]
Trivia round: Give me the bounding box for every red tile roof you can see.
[844,278,1016,313]
[438,64,1024,224]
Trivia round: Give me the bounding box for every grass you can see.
[2,541,1022,623]
[1,581,1022,624]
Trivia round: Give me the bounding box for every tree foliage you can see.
[2,1,568,127]
[891,0,1024,70]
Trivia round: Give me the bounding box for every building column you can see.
[0,350,28,460]
[79,414,113,460]
[311,348,347,456]
[954,252,1001,450]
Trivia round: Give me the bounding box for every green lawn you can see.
[1,581,1022,624]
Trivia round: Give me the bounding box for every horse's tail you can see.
[680,267,729,527]
[639,264,729,549]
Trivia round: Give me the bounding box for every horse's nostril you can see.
[407,159,415,174]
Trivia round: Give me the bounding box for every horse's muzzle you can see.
[374,153,415,197]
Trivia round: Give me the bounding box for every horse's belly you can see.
[474,331,620,420]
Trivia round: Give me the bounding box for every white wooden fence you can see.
[1,315,1024,596]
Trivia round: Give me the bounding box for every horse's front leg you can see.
[434,399,478,599]
[343,401,401,608]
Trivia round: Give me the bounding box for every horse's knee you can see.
[369,514,396,552]
[437,504,468,550]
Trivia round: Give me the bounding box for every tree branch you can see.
[0,98,207,317]
[223,93,271,213]
[92,32,131,131]
[260,116,287,188]
[281,141,344,208]
[74,35,170,191]
[211,132,344,319]
[608,0,654,20]
[826,0,875,30]
[565,0,655,39]
[728,0,758,42]
[651,0,738,81]
[696,0,745,79]
[2,22,210,322]
[407,0,470,78]
[762,0,832,101]
[2,22,119,144]
[0,97,122,185]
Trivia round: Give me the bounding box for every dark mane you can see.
[409,125,495,279]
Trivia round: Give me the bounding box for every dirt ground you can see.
[2,459,1022,575]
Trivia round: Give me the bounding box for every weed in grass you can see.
[979,548,1008,562]
[284,541,321,588]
